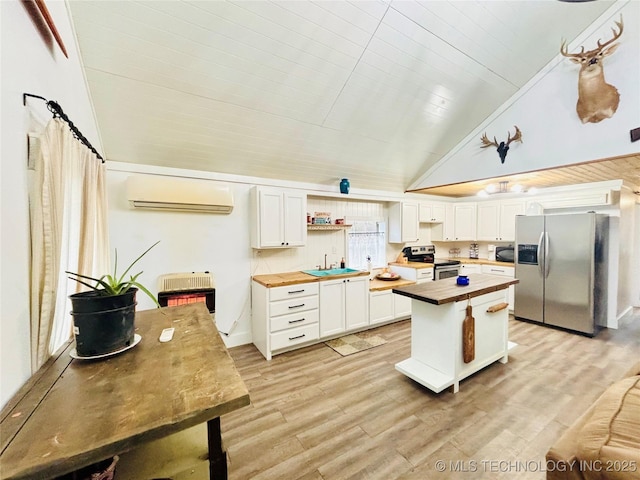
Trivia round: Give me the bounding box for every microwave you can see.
[495,246,514,263]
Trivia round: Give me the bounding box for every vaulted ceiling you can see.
[68,0,619,193]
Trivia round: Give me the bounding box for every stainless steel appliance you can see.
[514,213,608,336]
[401,245,460,280]
[402,245,435,262]
[495,246,514,263]
[433,262,460,280]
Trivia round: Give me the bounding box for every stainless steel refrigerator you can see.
[514,213,608,336]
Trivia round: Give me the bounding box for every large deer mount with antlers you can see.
[561,15,623,124]
[480,126,523,164]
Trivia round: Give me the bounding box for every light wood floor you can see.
[222,311,640,480]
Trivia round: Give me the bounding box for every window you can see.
[347,221,386,270]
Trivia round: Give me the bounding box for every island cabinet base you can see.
[396,289,509,393]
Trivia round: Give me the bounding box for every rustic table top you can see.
[0,303,250,480]
[392,273,519,305]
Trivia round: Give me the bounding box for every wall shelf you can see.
[307,224,352,231]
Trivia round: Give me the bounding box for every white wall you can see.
[412,1,640,190]
[0,1,100,407]
[106,166,413,346]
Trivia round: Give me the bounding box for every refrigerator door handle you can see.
[537,232,544,277]
[544,232,550,279]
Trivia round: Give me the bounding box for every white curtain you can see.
[29,118,109,370]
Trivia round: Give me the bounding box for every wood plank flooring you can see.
[222,311,640,480]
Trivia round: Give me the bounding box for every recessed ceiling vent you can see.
[126,175,233,213]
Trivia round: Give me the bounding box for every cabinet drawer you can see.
[270,323,319,350]
[269,283,319,302]
[271,309,319,333]
[270,295,319,317]
[481,265,514,277]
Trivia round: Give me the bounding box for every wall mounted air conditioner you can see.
[126,176,234,213]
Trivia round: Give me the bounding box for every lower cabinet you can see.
[251,280,320,360]
[459,263,482,275]
[369,290,412,325]
[319,276,369,337]
[252,276,372,360]
[369,290,395,325]
[481,264,515,311]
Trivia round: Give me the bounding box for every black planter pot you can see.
[70,288,137,357]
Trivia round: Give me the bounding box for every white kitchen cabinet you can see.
[393,293,412,318]
[430,203,455,241]
[477,202,500,241]
[482,264,515,312]
[498,200,525,241]
[389,202,419,243]
[369,290,412,326]
[251,281,319,360]
[320,276,369,337]
[459,263,482,275]
[453,203,477,241]
[369,290,394,325]
[250,186,307,248]
[478,200,524,241]
[419,202,446,223]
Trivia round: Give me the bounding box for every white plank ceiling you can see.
[68,0,618,193]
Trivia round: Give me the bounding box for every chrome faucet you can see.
[315,254,330,270]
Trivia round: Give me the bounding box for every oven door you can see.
[434,266,459,281]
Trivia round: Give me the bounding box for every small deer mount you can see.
[480,126,523,164]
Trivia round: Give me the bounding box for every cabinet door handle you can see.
[288,289,305,294]
[288,303,305,309]
[289,334,306,340]
[288,318,305,324]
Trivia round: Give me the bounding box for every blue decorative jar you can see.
[456,275,469,286]
[340,178,350,194]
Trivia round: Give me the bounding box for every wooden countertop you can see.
[390,259,514,268]
[252,270,370,287]
[448,258,515,267]
[0,303,250,480]
[388,262,434,269]
[369,277,416,291]
[392,273,519,305]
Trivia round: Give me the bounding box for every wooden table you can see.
[0,303,250,480]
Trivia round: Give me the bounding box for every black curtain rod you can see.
[23,93,104,163]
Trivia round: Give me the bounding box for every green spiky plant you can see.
[66,241,161,307]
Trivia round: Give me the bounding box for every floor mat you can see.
[324,332,387,356]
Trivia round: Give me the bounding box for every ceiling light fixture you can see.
[477,180,535,197]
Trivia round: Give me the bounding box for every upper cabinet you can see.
[477,199,525,242]
[389,202,419,243]
[418,202,446,223]
[431,203,455,241]
[431,202,477,241]
[250,186,307,248]
[452,203,477,241]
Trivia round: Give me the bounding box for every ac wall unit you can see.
[126,176,234,213]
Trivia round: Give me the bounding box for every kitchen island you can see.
[393,273,518,394]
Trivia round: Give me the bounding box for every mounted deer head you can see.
[561,15,623,124]
[480,126,522,164]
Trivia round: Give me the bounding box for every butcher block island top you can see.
[392,273,518,305]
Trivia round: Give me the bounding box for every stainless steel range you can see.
[402,245,460,280]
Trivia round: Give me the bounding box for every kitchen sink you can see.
[302,268,361,277]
